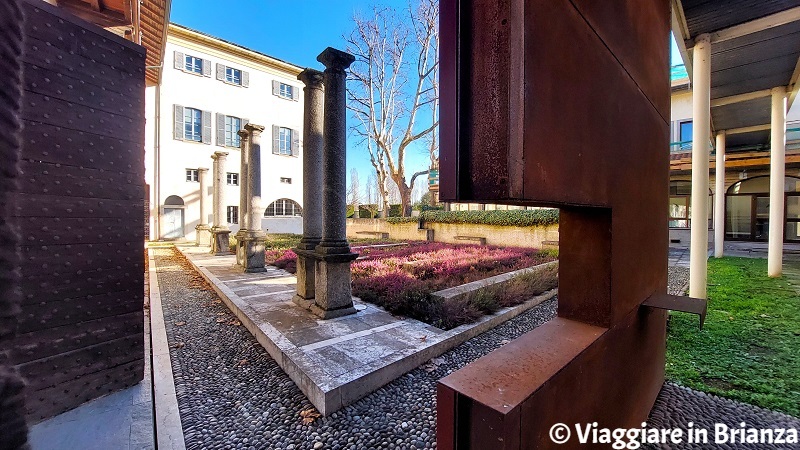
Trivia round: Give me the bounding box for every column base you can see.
[238,231,267,272]
[210,227,232,256]
[292,247,320,306]
[310,252,359,319]
[234,229,248,266]
[315,240,353,255]
[195,224,212,247]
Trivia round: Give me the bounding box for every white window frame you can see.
[185,169,199,182]
[225,66,242,85]
[184,108,202,142]
[280,177,292,184]
[279,83,293,99]
[226,172,239,186]
[226,206,239,224]
[278,127,292,155]
[225,116,241,147]
[264,199,302,217]
[185,55,203,74]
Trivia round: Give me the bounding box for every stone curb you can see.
[148,248,187,450]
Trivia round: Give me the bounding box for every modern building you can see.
[145,24,305,241]
[668,66,800,246]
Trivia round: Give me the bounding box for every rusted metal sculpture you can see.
[436,0,698,448]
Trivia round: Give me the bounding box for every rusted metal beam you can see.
[642,293,707,329]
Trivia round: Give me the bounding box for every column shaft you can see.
[689,34,711,299]
[212,152,228,229]
[198,167,209,225]
[768,87,786,277]
[247,125,266,231]
[714,133,725,258]
[238,130,251,231]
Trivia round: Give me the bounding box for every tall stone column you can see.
[689,33,711,299]
[235,129,251,267]
[239,124,268,272]
[312,48,358,319]
[768,86,787,277]
[293,68,325,308]
[210,151,232,255]
[195,167,211,246]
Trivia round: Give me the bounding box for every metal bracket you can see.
[642,293,707,330]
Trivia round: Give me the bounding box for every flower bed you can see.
[266,240,558,329]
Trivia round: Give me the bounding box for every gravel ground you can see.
[154,248,795,450]
[667,266,689,296]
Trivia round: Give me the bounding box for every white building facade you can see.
[145,24,305,241]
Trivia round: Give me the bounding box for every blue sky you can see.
[172,1,687,198]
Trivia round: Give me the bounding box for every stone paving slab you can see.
[176,245,557,415]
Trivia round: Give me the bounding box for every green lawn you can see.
[666,257,800,417]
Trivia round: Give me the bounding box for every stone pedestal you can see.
[311,253,359,319]
[210,227,231,256]
[239,231,268,273]
[292,246,318,308]
[195,224,212,247]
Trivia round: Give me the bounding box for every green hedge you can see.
[386,209,558,226]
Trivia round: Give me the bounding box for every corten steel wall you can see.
[437,0,670,448]
[11,0,146,422]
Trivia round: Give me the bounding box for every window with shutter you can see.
[216,63,225,81]
[174,104,185,140]
[278,127,293,155]
[183,107,202,142]
[216,113,226,146]
[272,125,280,154]
[202,110,212,144]
[202,59,212,77]
[272,80,280,96]
[291,128,300,156]
[242,71,250,88]
[291,86,300,101]
[174,51,184,70]
[224,116,242,147]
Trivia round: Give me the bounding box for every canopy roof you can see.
[673,0,800,150]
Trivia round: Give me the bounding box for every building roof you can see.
[168,23,304,75]
[673,0,800,150]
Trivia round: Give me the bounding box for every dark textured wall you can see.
[11,0,146,422]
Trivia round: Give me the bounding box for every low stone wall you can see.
[346,218,558,248]
[432,261,559,303]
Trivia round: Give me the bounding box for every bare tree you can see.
[346,0,439,217]
[348,168,361,218]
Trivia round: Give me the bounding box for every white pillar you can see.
[768,87,787,277]
[714,132,725,258]
[198,167,209,226]
[689,34,711,299]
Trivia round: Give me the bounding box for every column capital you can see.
[317,47,355,72]
[244,123,265,135]
[198,167,209,173]
[298,68,324,89]
[771,86,787,96]
[694,33,711,46]
[211,151,229,161]
[237,128,250,139]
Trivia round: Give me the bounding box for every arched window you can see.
[726,176,800,242]
[264,199,302,217]
[164,195,185,206]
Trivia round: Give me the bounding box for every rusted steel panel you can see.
[438,0,670,447]
[14,0,146,422]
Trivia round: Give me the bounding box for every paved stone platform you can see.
[176,245,556,415]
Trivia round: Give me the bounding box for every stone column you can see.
[293,68,325,308]
[235,129,251,267]
[195,167,212,246]
[714,132,725,258]
[210,151,232,255]
[768,86,787,277]
[689,33,710,299]
[311,48,358,319]
[238,124,268,272]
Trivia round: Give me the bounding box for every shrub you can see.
[386,216,419,224]
[419,209,558,227]
[388,204,403,217]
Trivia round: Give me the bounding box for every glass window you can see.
[226,206,239,224]
[679,121,692,149]
[225,67,241,85]
[264,199,302,217]
[279,83,293,99]
[279,127,292,155]
[280,177,292,184]
[225,116,242,147]
[226,172,239,186]
[184,108,202,142]
[185,55,203,74]
[185,169,198,182]
[726,196,752,240]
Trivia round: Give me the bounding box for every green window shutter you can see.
[202,110,212,144]
[216,63,225,81]
[174,104,184,140]
[202,59,212,77]
[174,51,184,70]
[272,125,280,154]
[216,113,226,146]
[242,70,249,87]
[291,128,300,156]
